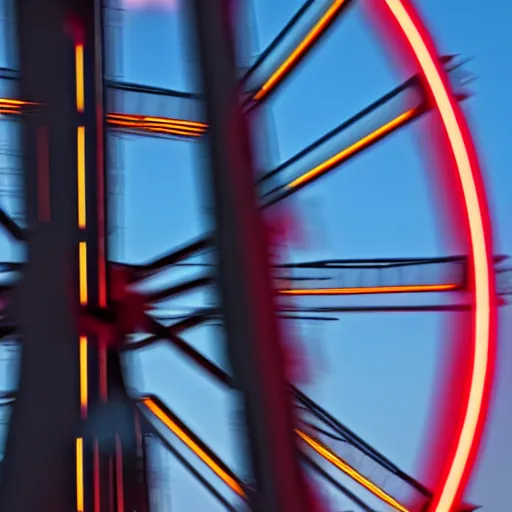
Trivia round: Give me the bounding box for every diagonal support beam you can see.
[131,317,421,510]
[139,395,245,498]
[0,208,25,242]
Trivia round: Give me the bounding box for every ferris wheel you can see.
[0,0,508,511]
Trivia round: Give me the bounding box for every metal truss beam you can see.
[0,56,470,146]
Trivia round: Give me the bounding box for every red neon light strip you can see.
[379,2,496,511]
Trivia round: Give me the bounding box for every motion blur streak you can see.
[144,394,400,506]
[296,430,409,511]
[107,113,206,130]
[0,98,30,112]
[0,102,206,137]
[382,1,495,511]
[105,114,206,137]
[254,0,349,101]
[280,283,459,296]
[142,398,245,497]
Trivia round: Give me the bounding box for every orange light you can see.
[76,437,84,512]
[0,106,20,113]
[115,435,124,512]
[108,123,201,137]
[75,44,85,112]
[287,107,418,190]
[106,113,206,137]
[0,98,35,113]
[143,398,245,497]
[296,430,409,512]
[0,100,23,116]
[79,335,88,418]
[280,283,459,296]
[106,121,202,137]
[107,119,203,132]
[142,115,206,129]
[254,0,349,101]
[108,112,206,129]
[383,2,495,511]
[0,109,20,116]
[77,126,86,228]
[0,99,206,136]
[0,98,29,106]
[79,241,88,305]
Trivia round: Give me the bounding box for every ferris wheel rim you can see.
[374,1,496,511]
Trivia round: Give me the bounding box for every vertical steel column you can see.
[0,1,147,510]
[190,2,313,511]
[73,1,111,511]
[0,0,82,510]
[74,1,148,510]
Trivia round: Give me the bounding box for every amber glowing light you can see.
[75,44,85,112]
[287,108,418,190]
[382,1,495,511]
[79,241,88,305]
[0,98,28,106]
[107,113,206,137]
[73,40,87,512]
[0,98,33,116]
[76,437,85,512]
[280,283,459,296]
[297,430,409,511]
[142,398,245,497]
[254,0,349,101]
[77,126,86,228]
[0,100,206,137]
[79,335,88,418]
[143,396,405,507]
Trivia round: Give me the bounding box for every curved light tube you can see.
[379,2,496,510]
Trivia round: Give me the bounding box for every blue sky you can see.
[0,0,511,510]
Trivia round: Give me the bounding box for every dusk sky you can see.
[0,0,511,510]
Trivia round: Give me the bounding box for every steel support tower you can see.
[0,0,83,509]
[0,0,148,510]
